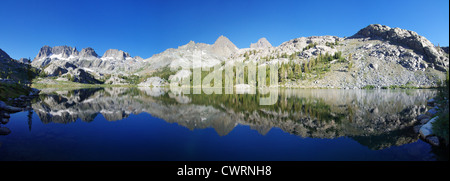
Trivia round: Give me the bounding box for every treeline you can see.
[278,51,346,82]
[169,50,349,87]
[155,88,346,122]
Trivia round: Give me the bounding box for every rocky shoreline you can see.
[0,88,40,135]
[414,97,448,146]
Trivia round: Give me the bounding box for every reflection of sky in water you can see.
[0,88,445,161]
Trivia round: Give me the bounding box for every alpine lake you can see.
[0,87,447,161]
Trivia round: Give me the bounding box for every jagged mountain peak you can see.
[178,40,198,49]
[34,45,52,60]
[30,45,141,75]
[79,47,98,58]
[210,35,238,57]
[250,37,272,49]
[213,35,236,47]
[102,49,131,60]
[187,40,196,45]
[33,45,79,61]
[134,56,144,61]
[52,45,78,57]
[24,24,448,88]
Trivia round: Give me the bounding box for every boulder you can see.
[0,101,22,113]
[138,77,167,87]
[427,98,435,106]
[425,136,440,146]
[67,68,102,84]
[0,127,11,135]
[1,118,9,124]
[426,108,438,116]
[413,124,422,134]
[104,76,128,85]
[2,112,10,118]
[43,62,76,76]
[369,107,379,114]
[169,70,192,83]
[419,116,438,138]
[416,114,430,121]
[419,125,433,138]
[369,63,378,70]
[29,88,41,96]
[420,118,430,124]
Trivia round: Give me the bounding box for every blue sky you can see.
[0,0,448,60]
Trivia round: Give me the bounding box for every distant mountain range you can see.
[31,46,144,75]
[2,24,449,88]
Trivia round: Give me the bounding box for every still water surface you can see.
[0,87,446,160]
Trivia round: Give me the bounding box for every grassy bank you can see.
[431,71,449,145]
[0,82,31,102]
[31,79,137,89]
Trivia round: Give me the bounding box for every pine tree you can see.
[348,62,353,71]
[279,63,285,83]
[295,63,302,79]
[282,64,288,81]
[304,62,308,74]
[308,60,312,73]
[68,74,73,82]
[288,67,294,80]
[289,53,296,60]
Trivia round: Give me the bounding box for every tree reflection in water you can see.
[31,87,436,150]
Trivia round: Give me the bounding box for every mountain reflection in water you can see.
[31,87,435,150]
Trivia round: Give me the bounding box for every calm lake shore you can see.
[1,87,448,160]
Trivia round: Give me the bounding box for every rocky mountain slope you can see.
[31,46,144,76]
[136,35,238,75]
[1,49,37,83]
[352,24,448,71]
[0,49,12,61]
[137,24,447,88]
[25,24,449,88]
